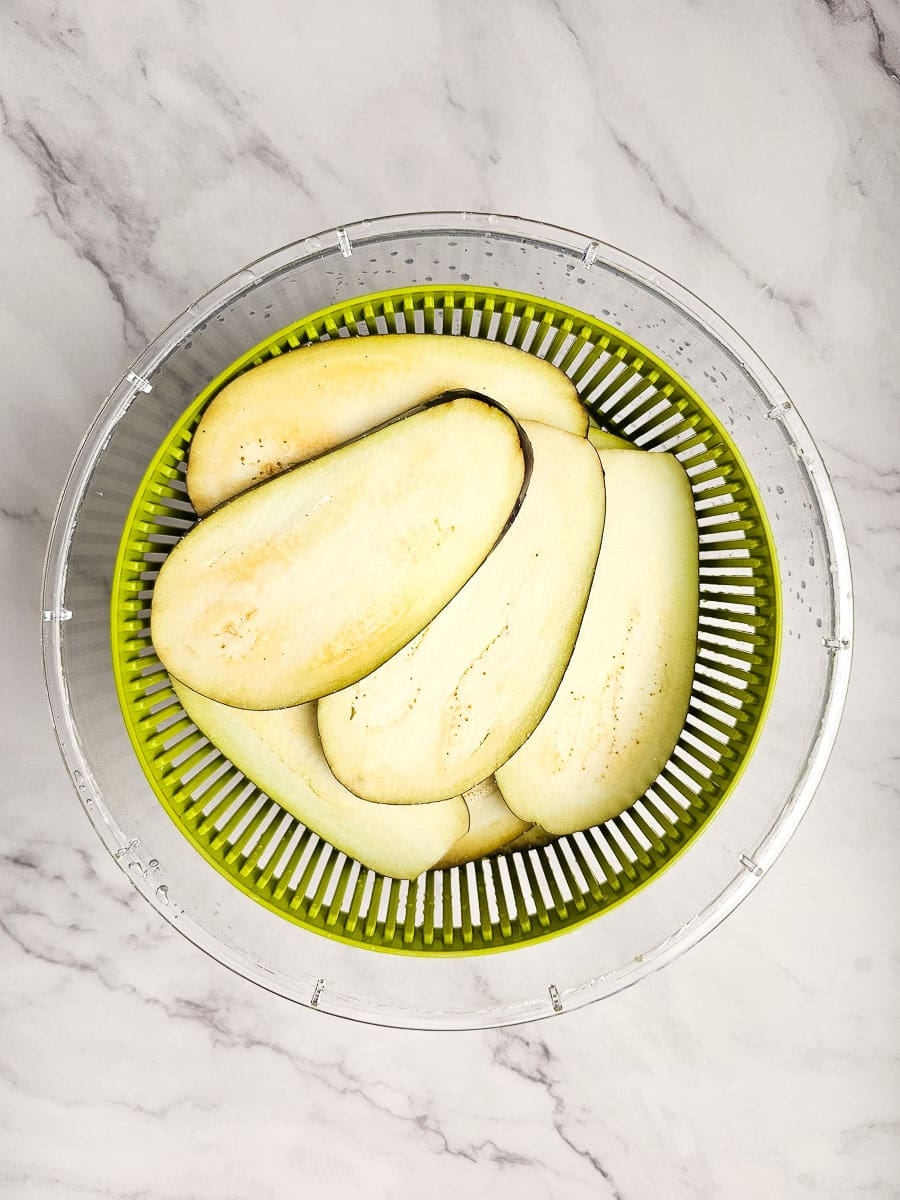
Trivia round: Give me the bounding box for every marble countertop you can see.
[2,2,898,1197]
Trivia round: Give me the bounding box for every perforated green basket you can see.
[111,283,780,957]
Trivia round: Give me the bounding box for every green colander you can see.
[110,283,781,957]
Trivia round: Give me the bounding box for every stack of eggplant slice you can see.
[150,335,698,880]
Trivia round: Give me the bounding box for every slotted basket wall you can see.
[43,214,851,1026]
[111,284,780,956]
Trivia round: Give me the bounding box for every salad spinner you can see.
[41,212,852,1029]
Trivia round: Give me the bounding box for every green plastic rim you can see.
[111,284,782,957]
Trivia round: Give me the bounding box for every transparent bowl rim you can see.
[40,210,854,1029]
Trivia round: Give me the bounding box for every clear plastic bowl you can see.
[41,212,852,1029]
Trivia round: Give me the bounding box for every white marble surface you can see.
[2,1,898,1196]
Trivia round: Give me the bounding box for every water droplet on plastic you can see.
[156,885,169,904]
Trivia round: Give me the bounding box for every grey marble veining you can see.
[2,1,898,1197]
